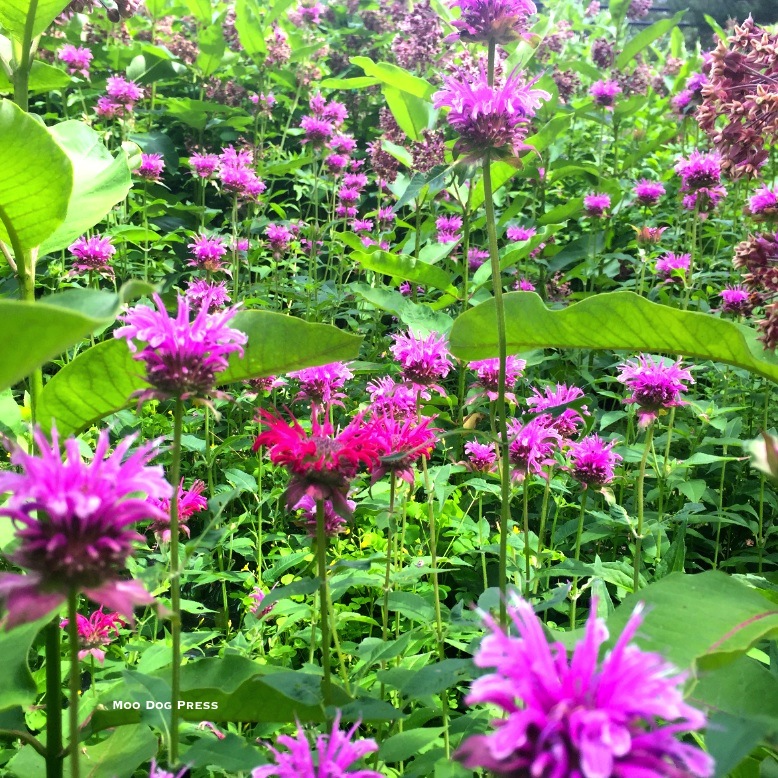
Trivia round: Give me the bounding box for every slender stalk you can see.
[231,196,240,298]
[168,400,184,765]
[67,591,80,778]
[713,444,727,569]
[382,475,397,643]
[633,424,655,592]
[45,621,63,778]
[569,489,589,627]
[758,393,769,574]
[522,481,531,595]
[315,499,332,703]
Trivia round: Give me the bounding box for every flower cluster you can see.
[148,479,208,542]
[68,234,116,277]
[188,234,228,272]
[390,330,453,397]
[446,0,536,44]
[289,361,354,411]
[617,355,695,426]
[568,434,621,488]
[58,44,93,77]
[655,252,690,284]
[96,75,142,118]
[137,153,165,182]
[590,79,621,108]
[468,356,526,403]
[61,608,125,663]
[218,145,266,200]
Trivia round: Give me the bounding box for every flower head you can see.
[632,226,667,246]
[568,434,622,488]
[634,179,666,207]
[253,712,382,778]
[366,376,418,419]
[617,355,694,427]
[61,608,125,663]
[248,584,277,618]
[390,330,453,397]
[526,383,588,438]
[434,66,549,162]
[254,411,380,517]
[506,225,536,241]
[719,285,753,316]
[114,293,247,404]
[369,414,438,485]
[583,192,611,218]
[293,495,353,537]
[675,150,722,191]
[464,440,497,472]
[468,247,490,271]
[0,428,171,629]
[147,479,208,542]
[184,279,231,312]
[68,234,116,277]
[300,115,334,147]
[455,594,714,778]
[58,44,93,77]
[507,416,562,480]
[447,0,536,43]
[468,356,525,403]
[748,186,778,221]
[137,153,164,182]
[189,152,220,179]
[289,362,354,410]
[187,233,227,272]
[436,215,463,244]
[589,79,621,108]
[106,75,142,105]
[655,252,690,284]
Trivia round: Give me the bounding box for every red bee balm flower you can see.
[61,608,125,664]
[254,411,380,517]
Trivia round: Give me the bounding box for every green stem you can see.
[45,621,63,778]
[169,400,184,765]
[633,424,655,592]
[570,489,589,627]
[713,444,727,569]
[12,0,37,110]
[522,481,531,595]
[67,591,80,778]
[382,475,396,643]
[315,499,332,704]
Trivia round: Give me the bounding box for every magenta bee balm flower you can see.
[506,225,536,241]
[148,479,208,542]
[589,79,621,107]
[583,192,611,218]
[187,233,228,272]
[0,428,171,629]
[507,416,562,480]
[369,413,438,485]
[655,252,691,284]
[464,440,498,472]
[68,234,116,277]
[634,179,666,207]
[137,153,164,182]
[617,355,695,427]
[748,185,778,220]
[455,594,714,778]
[568,434,622,488]
[293,495,353,537]
[719,285,753,316]
[434,66,549,162]
[61,608,125,664]
[114,293,247,404]
[184,280,231,312]
[390,330,453,397]
[189,152,220,179]
[253,712,382,778]
[58,44,93,77]
[289,361,354,411]
[436,215,463,243]
[446,0,536,44]
[526,383,588,438]
[468,356,526,403]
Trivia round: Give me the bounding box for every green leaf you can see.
[183,733,264,772]
[38,310,363,435]
[0,61,71,95]
[349,56,435,99]
[319,76,380,89]
[351,283,453,335]
[704,13,727,42]
[0,0,69,40]
[393,165,452,212]
[185,0,212,24]
[234,0,264,54]
[616,11,686,69]
[607,571,778,670]
[398,659,472,698]
[39,120,132,255]
[349,248,457,297]
[0,289,135,393]
[448,292,778,384]
[383,86,434,142]
[196,23,226,77]
[609,0,630,26]
[0,618,45,711]
[379,728,443,763]
[0,99,72,251]
[256,577,320,611]
[386,591,436,623]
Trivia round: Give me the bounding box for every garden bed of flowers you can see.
[0,0,777,775]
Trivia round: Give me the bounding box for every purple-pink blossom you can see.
[634,179,666,207]
[583,192,611,218]
[436,215,463,243]
[184,279,231,312]
[719,285,753,316]
[189,152,220,179]
[148,479,208,542]
[68,234,116,277]
[464,440,497,472]
[675,150,722,191]
[369,413,438,485]
[289,361,354,410]
[506,225,536,241]
[366,376,418,419]
[455,594,714,778]
[468,356,526,403]
[748,185,778,219]
[58,44,93,77]
[447,0,536,43]
[293,495,353,537]
[136,153,164,182]
[390,330,453,397]
[655,252,690,284]
[526,383,588,438]
[106,75,143,105]
[61,608,125,664]
[568,434,622,488]
[589,79,621,107]
[0,428,171,629]
[188,234,228,272]
[507,416,562,480]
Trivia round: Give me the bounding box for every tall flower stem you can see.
[382,475,397,644]
[231,195,240,298]
[522,482,531,595]
[66,591,80,778]
[569,489,589,627]
[633,424,655,592]
[168,399,184,765]
[682,200,700,310]
[315,499,332,704]
[713,444,727,569]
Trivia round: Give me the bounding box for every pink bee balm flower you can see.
[293,495,353,537]
[58,44,93,77]
[300,115,334,146]
[95,97,123,119]
[675,150,722,191]
[68,233,116,277]
[252,712,382,778]
[506,225,536,241]
[468,356,526,403]
[248,584,277,618]
[514,277,536,291]
[266,223,293,255]
[589,79,621,107]
[455,594,714,778]
[148,479,208,542]
[366,376,418,419]
[329,134,357,155]
[289,361,354,410]
[105,75,142,105]
[254,411,381,517]
[526,383,588,438]
[184,279,231,312]
[617,355,695,427]
[719,285,753,316]
[655,252,690,284]
[583,192,611,218]
[187,233,228,272]
[568,434,622,488]
[114,293,247,404]
[434,66,549,162]
[468,247,490,270]
[507,416,562,480]
[748,185,778,220]
[149,759,189,778]
[634,179,666,207]
[0,428,171,629]
[447,0,536,44]
[369,413,438,485]
[633,226,667,246]
[436,215,463,243]
[464,440,497,472]
[189,152,220,179]
[61,608,125,664]
[390,330,453,397]
[137,153,164,182]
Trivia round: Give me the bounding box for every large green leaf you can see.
[196,23,226,77]
[349,247,458,298]
[0,100,72,252]
[38,311,363,435]
[615,11,686,70]
[383,86,434,142]
[39,121,133,255]
[606,571,778,670]
[0,618,45,712]
[0,0,69,40]
[350,56,435,99]
[0,288,143,393]
[0,61,71,95]
[448,292,778,383]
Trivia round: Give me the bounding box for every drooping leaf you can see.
[616,11,686,69]
[349,56,435,99]
[0,617,46,712]
[383,86,435,141]
[197,23,227,77]
[0,99,72,251]
[448,292,778,384]
[0,0,70,41]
